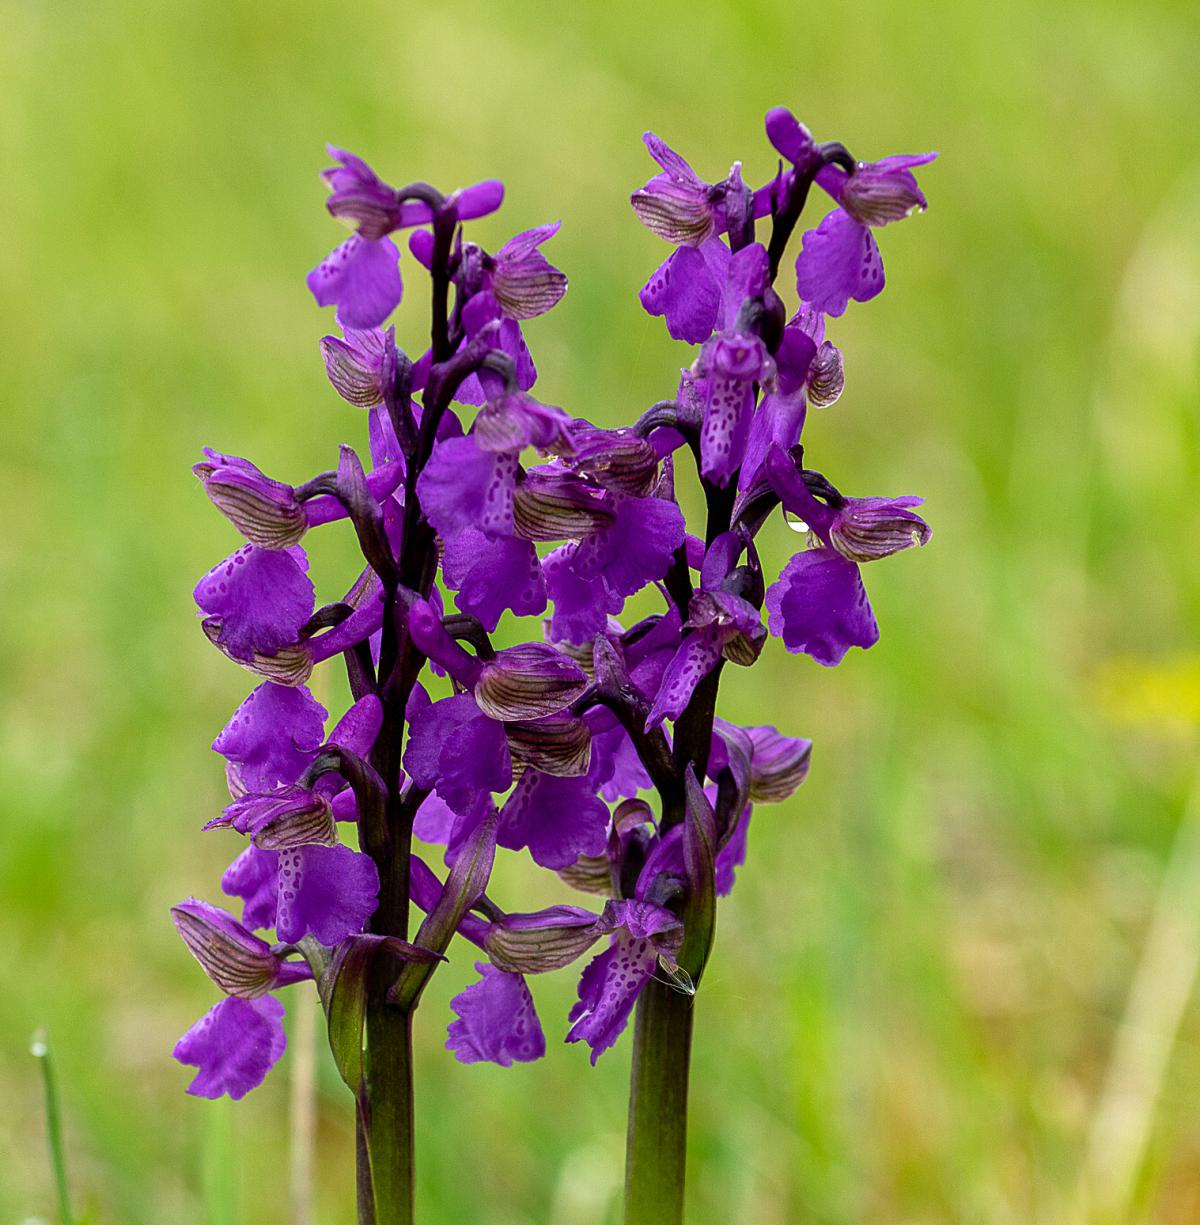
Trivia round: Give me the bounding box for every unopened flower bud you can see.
[208,784,337,850]
[505,711,592,778]
[475,643,589,722]
[828,496,931,563]
[806,341,845,409]
[485,905,609,974]
[193,450,307,550]
[172,898,309,998]
[514,471,615,542]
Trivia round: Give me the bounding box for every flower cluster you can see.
[174,110,933,1100]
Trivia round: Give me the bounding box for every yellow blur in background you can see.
[2,0,1199,1221]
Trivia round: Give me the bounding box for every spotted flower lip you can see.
[194,545,316,665]
[565,899,684,1063]
[694,330,776,487]
[446,962,545,1067]
[307,233,403,331]
[174,995,288,1100]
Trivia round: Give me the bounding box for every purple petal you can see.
[642,132,702,183]
[403,694,512,814]
[498,770,609,870]
[695,333,774,487]
[739,393,807,492]
[765,548,879,665]
[451,178,505,220]
[715,806,750,896]
[719,242,770,331]
[638,241,728,344]
[586,714,652,802]
[543,544,622,644]
[213,683,327,792]
[173,995,286,1100]
[442,530,547,632]
[565,932,656,1063]
[625,606,684,702]
[447,962,545,1066]
[412,790,460,845]
[795,210,884,318]
[274,843,379,945]
[194,546,315,664]
[454,309,537,406]
[221,846,280,931]
[307,234,402,330]
[325,695,384,760]
[645,626,725,730]
[416,436,516,540]
[587,495,686,600]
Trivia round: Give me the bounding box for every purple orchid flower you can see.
[407,220,566,406]
[738,306,844,491]
[308,146,504,328]
[762,444,929,664]
[796,149,936,317]
[645,531,766,729]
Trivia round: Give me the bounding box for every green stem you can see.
[362,1003,415,1225]
[624,981,694,1225]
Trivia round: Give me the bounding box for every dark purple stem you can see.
[354,198,461,1225]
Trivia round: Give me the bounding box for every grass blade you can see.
[30,1029,74,1225]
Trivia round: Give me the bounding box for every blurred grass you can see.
[2,0,1200,1220]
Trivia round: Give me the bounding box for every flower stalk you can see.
[624,981,694,1224]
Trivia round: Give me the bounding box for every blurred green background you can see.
[3,0,1200,1221]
